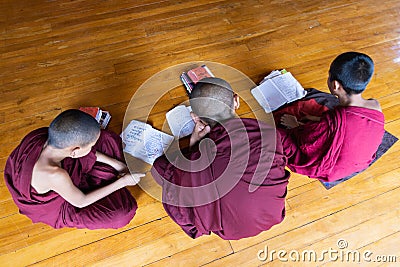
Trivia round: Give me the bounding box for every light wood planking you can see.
[1,0,400,266]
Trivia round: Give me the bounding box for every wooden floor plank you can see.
[144,237,233,267]
[230,167,400,252]
[358,232,400,267]
[31,217,231,267]
[305,211,400,266]
[204,186,400,267]
[0,187,166,265]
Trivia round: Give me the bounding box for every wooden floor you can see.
[1,0,400,266]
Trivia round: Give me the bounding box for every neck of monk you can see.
[40,145,68,166]
[214,112,238,125]
[338,93,366,107]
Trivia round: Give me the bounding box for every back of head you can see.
[48,109,100,149]
[189,77,235,127]
[329,51,374,94]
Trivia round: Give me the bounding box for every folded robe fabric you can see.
[151,118,290,240]
[276,93,385,182]
[4,128,137,229]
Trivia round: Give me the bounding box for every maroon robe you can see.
[151,118,289,240]
[278,106,385,182]
[4,128,137,229]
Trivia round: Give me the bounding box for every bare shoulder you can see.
[32,162,70,194]
[366,98,382,112]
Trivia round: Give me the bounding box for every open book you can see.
[166,105,195,138]
[121,120,174,165]
[251,70,307,112]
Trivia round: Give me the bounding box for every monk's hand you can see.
[120,172,145,186]
[281,114,302,129]
[189,112,211,147]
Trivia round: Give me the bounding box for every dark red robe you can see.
[4,128,137,229]
[151,118,289,240]
[278,106,385,182]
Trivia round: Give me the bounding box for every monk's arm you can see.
[281,114,321,129]
[96,151,127,173]
[302,115,321,122]
[49,170,143,208]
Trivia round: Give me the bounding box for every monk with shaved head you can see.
[152,77,290,240]
[5,109,144,229]
[189,78,236,127]
[277,52,385,182]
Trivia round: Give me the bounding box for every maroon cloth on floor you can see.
[151,118,289,240]
[278,106,385,182]
[4,128,137,229]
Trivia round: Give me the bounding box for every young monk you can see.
[4,109,144,229]
[151,77,289,240]
[278,52,385,182]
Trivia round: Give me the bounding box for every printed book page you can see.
[252,79,289,112]
[121,120,174,165]
[270,72,306,101]
[251,71,306,112]
[166,105,195,138]
[250,87,271,112]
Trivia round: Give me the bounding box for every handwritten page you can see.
[251,70,306,112]
[254,79,288,112]
[121,120,174,165]
[166,105,195,138]
[270,72,306,101]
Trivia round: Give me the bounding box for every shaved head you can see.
[189,77,236,127]
[48,109,100,149]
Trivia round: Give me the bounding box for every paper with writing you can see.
[166,105,195,138]
[251,71,306,112]
[121,120,174,165]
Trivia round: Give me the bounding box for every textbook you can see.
[121,120,174,165]
[251,70,307,112]
[79,107,111,129]
[180,65,214,95]
[166,105,195,138]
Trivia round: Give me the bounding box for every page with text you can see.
[121,120,174,165]
[166,105,195,138]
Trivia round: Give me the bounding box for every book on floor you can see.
[79,107,111,129]
[180,64,214,95]
[121,105,197,164]
[251,69,307,112]
[121,120,174,165]
[166,105,195,138]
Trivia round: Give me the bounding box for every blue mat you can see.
[321,131,398,189]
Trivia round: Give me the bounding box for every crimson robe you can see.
[151,118,289,240]
[4,128,137,229]
[278,106,385,182]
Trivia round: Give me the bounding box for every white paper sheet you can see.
[251,71,306,112]
[121,120,174,165]
[166,105,195,138]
